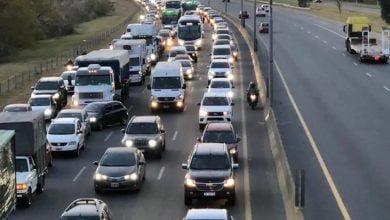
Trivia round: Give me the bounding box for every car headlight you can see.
[185,177,196,187]
[16,183,28,191]
[44,108,52,116]
[151,101,158,108]
[250,94,257,101]
[178,39,184,46]
[229,148,237,154]
[150,53,157,61]
[228,56,235,64]
[167,39,173,46]
[176,101,183,108]
[124,173,138,181]
[212,34,217,40]
[69,141,77,145]
[72,100,79,107]
[196,39,202,46]
[223,111,230,116]
[125,140,134,147]
[95,173,108,181]
[139,15,145,20]
[186,69,192,75]
[199,110,208,117]
[224,178,235,187]
[52,93,60,100]
[227,74,234,80]
[148,139,157,148]
[89,117,97,123]
[233,51,238,57]
[228,91,234,98]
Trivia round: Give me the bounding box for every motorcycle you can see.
[247,92,258,110]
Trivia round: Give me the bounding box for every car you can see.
[159,29,174,48]
[238,10,249,19]
[259,22,269,33]
[213,28,231,41]
[184,209,234,220]
[93,147,146,192]
[177,59,195,80]
[213,39,238,58]
[207,78,234,98]
[215,22,229,30]
[59,198,112,220]
[174,54,194,62]
[31,77,67,109]
[199,122,240,162]
[46,142,53,168]
[121,116,166,159]
[57,108,92,137]
[85,101,128,130]
[207,59,234,84]
[60,70,76,94]
[28,94,57,120]
[198,92,234,130]
[211,17,225,28]
[168,46,188,62]
[261,4,270,13]
[182,143,238,206]
[211,45,234,64]
[163,25,176,37]
[3,104,32,112]
[256,7,267,17]
[47,118,86,156]
[184,44,198,61]
[184,10,197,16]
[215,34,233,42]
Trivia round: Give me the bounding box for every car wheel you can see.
[74,145,80,157]
[20,189,32,207]
[97,121,104,130]
[94,187,103,194]
[37,176,45,193]
[227,194,236,206]
[184,194,192,206]
[120,115,127,125]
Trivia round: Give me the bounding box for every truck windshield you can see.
[190,154,230,170]
[152,77,181,89]
[29,98,50,106]
[76,75,110,86]
[57,113,83,122]
[132,36,153,45]
[130,57,140,66]
[179,60,192,67]
[100,152,136,167]
[16,158,29,172]
[170,50,186,58]
[35,81,58,90]
[202,97,229,106]
[213,48,231,56]
[178,25,201,40]
[203,130,236,143]
[126,123,159,134]
[48,124,75,135]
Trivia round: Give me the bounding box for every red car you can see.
[259,23,269,33]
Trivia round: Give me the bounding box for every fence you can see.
[0,14,135,96]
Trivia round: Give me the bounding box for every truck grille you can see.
[135,139,148,146]
[79,92,103,99]
[157,97,175,102]
[196,182,224,191]
[51,142,67,146]
[208,112,223,116]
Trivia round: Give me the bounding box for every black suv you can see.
[182,143,238,206]
[59,198,112,220]
[31,77,67,109]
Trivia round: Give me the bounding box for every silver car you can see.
[121,116,166,159]
[56,108,92,136]
[184,209,234,220]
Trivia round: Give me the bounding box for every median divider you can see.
[221,12,304,220]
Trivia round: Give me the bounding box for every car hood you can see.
[200,105,231,112]
[189,169,231,182]
[33,89,57,95]
[208,88,231,94]
[151,89,181,98]
[47,134,76,143]
[97,165,137,177]
[31,106,50,112]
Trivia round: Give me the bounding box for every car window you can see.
[57,112,82,121]
[48,124,75,135]
[103,105,113,114]
[35,81,58,90]
[126,123,159,134]
[100,152,136,166]
[203,130,236,143]
[211,62,229,68]
[210,81,230,88]
[190,154,230,170]
[113,103,123,110]
[29,97,50,106]
[202,97,229,106]
[213,48,231,55]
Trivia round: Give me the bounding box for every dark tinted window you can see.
[76,75,110,86]
[203,130,236,143]
[35,81,58,90]
[100,152,136,166]
[126,122,158,134]
[29,97,50,106]
[179,60,192,67]
[170,50,186,57]
[210,81,230,88]
[60,215,100,220]
[85,103,105,113]
[48,124,75,135]
[217,35,230,40]
[130,57,140,66]
[215,40,230,45]
[213,48,231,55]
[113,103,123,110]
[185,45,196,51]
[152,77,181,89]
[15,158,28,172]
[190,154,230,170]
[202,97,228,106]
[217,30,229,35]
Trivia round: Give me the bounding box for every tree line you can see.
[0,0,114,59]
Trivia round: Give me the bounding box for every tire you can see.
[21,190,32,207]
[227,194,236,206]
[97,121,104,131]
[48,156,53,167]
[74,145,80,157]
[120,115,127,125]
[37,177,45,193]
[199,124,205,130]
[94,187,103,194]
[184,194,192,206]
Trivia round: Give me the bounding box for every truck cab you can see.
[72,64,115,107]
[127,24,158,65]
[16,156,41,207]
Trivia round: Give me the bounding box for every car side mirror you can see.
[147,84,151,90]
[31,86,35,90]
[209,53,212,56]
[196,137,201,142]
[231,66,235,69]
[93,161,99,166]
[161,129,165,133]
[139,161,145,165]
[232,163,239,169]
[343,25,346,33]
[231,103,235,106]
[237,137,241,142]
[121,129,126,134]
[77,130,83,134]
[182,84,187,89]
[197,102,201,106]
[181,163,188,169]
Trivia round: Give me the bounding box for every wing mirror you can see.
[181,163,188,169]
[232,163,239,169]
[121,129,126,134]
[31,86,35,90]
[196,137,201,142]
[182,84,187,89]
[231,103,235,106]
[197,102,201,106]
[161,129,165,133]
[147,84,151,90]
[93,161,99,166]
[237,137,241,142]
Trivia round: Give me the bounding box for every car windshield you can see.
[217,35,230,40]
[210,81,230,88]
[15,159,29,172]
[35,81,58,90]
[170,50,186,57]
[29,98,50,106]
[211,62,229,68]
[100,152,136,166]
[203,130,236,143]
[48,124,75,135]
[57,112,83,121]
[3,106,28,112]
[126,122,158,134]
[202,97,229,106]
[85,103,105,113]
[76,75,110,86]
[185,45,196,51]
[166,1,181,9]
[215,40,230,45]
[180,60,192,67]
[190,154,230,170]
[152,77,181,89]
[217,30,229,35]
[130,57,140,66]
[213,48,230,55]
[60,216,100,220]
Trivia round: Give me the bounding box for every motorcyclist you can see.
[246,81,259,102]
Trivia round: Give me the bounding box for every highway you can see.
[203,0,390,219]
[9,14,285,220]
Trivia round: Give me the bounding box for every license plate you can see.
[163,105,170,109]
[204,192,216,197]
[55,147,62,151]
[110,183,119,188]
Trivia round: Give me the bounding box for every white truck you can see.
[75,49,130,104]
[0,112,48,207]
[113,39,148,85]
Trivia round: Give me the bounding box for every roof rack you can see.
[65,198,100,212]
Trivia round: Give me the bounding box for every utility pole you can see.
[241,0,244,26]
[208,0,210,6]
[225,0,228,13]
[253,0,258,51]
[269,0,274,106]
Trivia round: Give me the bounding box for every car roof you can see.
[171,46,186,51]
[210,78,231,83]
[105,147,136,154]
[195,143,227,155]
[186,209,228,219]
[205,122,233,131]
[204,92,228,97]
[213,44,231,49]
[175,54,190,59]
[131,116,158,123]
[62,198,103,217]
[211,59,229,63]
[5,104,30,108]
[58,109,83,114]
[38,77,62,82]
[52,117,78,124]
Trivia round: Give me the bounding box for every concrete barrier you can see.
[221,12,305,220]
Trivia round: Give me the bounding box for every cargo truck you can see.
[0,130,16,218]
[0,112,47,207]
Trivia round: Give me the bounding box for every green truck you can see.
[181,1,198,14]
[162,10,180,25]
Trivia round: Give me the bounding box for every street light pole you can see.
[225,0,227,13]
[241,0,244,26]
[253,0,258,51]
[269,0,274,106]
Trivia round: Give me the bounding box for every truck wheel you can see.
[37,176,45,193]
[21,190,32,207]
[74,145,80,157]
[184,194,192,206]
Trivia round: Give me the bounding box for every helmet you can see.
[249,81,256,88]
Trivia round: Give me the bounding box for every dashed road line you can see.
[365,72,372,78]
[384,86,390,92]
[104,131,113,142]
[191,87,194,92]
[332,46,337,50]
[72,166,86,182]
[353,62,358,66]
[157,166,165,180]
[315,35,320,39]
[172,130,178,141]
[342,53,346,57]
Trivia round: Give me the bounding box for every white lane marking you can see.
[72,166,86,182]
[274,61,352,220]
[342,53,346,57]
[199,76,203,80]
[314,23,345,38]
[353,62,358,66]
[332,46,337,50]
[172,130,178,141]
[366,72,372,78]
[323,40,327,44]
[142,87,147,93]
[315,35,320,39]
[128,105,134,111]
[307,31,311,34]
[384,86,390,92]
[157,166,165,180]
[191,87,194,92]
[184,105,188,112]
[104,131,113,142]
[237,38,253,220]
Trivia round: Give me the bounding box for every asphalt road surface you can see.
[203,0,390,219]
[10,14,285,220]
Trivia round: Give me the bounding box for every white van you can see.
[147,61,186,113]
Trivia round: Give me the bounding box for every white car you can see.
[28,94,56,120]
[56,109,92,137]
[256,7,267,17]
[212,28,231,41]
[47,118,86,156]
[168,46,188,61]
[208,78,234,98]
[176,59,195,79]
[207,59,234,83]
[261,4,270,13]
[211,45,234,63]
[198,92,234,129]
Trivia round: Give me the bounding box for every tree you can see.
[379,0,390,24]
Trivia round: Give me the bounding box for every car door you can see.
[29,158,38,192]
[112,103,124,123]
[137,151,146,179]
[83,111,91,134]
